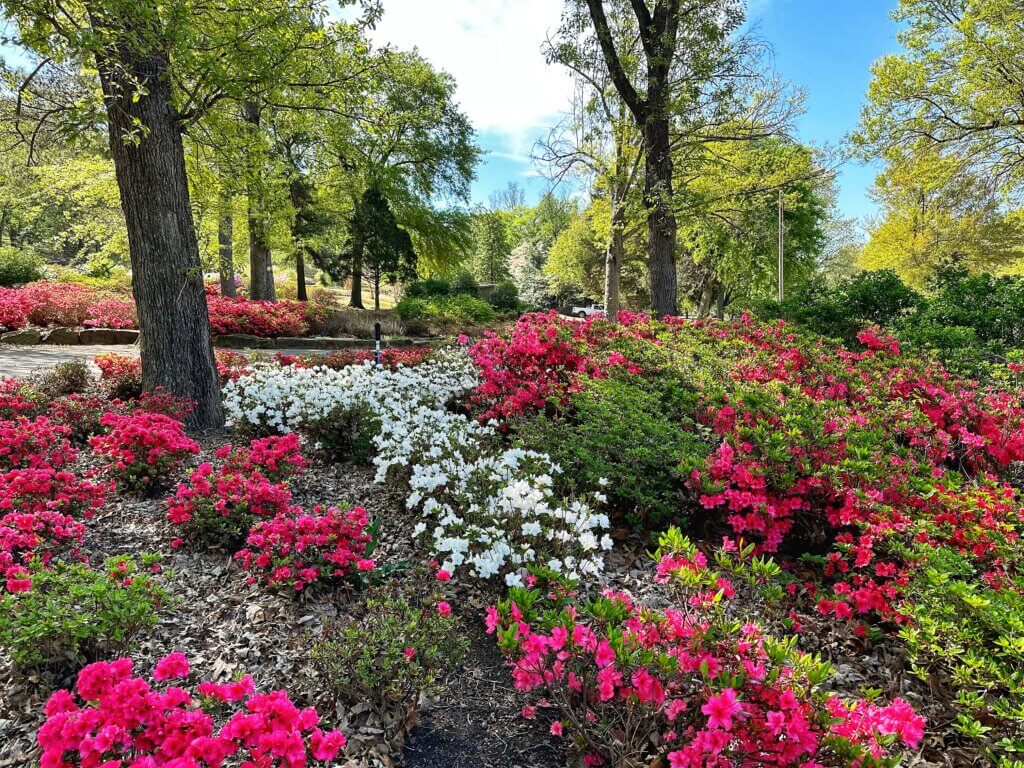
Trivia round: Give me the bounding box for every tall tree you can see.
[855,0,1024,196]
[473,209,512,283]
[860,144,1024,286]
[0,0,377,427]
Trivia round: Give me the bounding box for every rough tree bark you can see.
[218,193,236,298]
[97,52,223,428]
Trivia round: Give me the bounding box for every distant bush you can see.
[305,400,381,464]
[759,270,921,344]
[404,278,453,299]
[488,280,520,312]
[0,247,42,287]
[451,269,479,296]
[396,294,495,326]
[762,268,1024,378]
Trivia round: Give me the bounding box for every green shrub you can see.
[516,375,710,530]
[396,294,496,326]
[404,278,452,299]
[0,246,42,287]
[488,280,520,312]
[37,360,93,397]
[760,270,921,344]
[451,269,479,296]
[898,545,1024,761]
[305,401,381,464]
[310,576,467,730]
[0,555,169,670]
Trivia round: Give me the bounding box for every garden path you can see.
[0,344,333,378]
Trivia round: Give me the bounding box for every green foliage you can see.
[396,294,496,326]
[516,375,709,530]
[488,280,520,312]
[760,270,921,345]
[451,269,480,296]
[404,278,453,299]
[0,246,42,286]
[305,401,381,465]
[310,576,468,725]
[898,545,1024,761]
[0,555,169,670]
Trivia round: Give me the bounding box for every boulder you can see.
[1,329,42,345]
[41,327,81,345]
[79,328,140,345]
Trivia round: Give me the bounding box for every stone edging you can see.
[0,327,436,350]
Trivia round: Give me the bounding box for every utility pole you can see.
[777,189,785,302]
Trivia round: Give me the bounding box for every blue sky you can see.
[366,0,903,224]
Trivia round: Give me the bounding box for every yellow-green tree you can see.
[860,146,1024,287]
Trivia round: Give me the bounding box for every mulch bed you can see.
[0,441,966,767]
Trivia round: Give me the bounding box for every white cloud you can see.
[365,0,574,155]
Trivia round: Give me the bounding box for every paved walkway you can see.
[0,344,341,379]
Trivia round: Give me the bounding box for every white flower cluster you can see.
[222,349,611,584]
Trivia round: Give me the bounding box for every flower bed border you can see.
[1,327,437,350]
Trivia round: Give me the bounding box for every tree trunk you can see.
[295,249,308,301]
[242,102,275,301]
[97,52,223,429]
[696,279,715,319]
[218,194,236,298]
[373,274,381,311]
[716,285,726,320]
[349,235,365,309]
[605,201,625,322]
[247,203,275,301]
[644,117,677,318]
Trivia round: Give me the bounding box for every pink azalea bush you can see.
[235,505,374,591]
[0,286,37,330]
[489,546,925,768]
[167,435,306,547]
[85,297,137,329]
[90,411,200,494]
[0,510,85,592]
[0,416,76,470]
[207,294,316,338]
[94,352,143,399]
[0,377,47,420]
[37,655,347,767]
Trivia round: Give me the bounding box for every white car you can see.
[571,303,604,319]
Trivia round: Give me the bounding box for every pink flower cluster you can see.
[90,411,200,494]
[166,435,306,545]
[0,286,38,331]
[0,376,46,420]
[0,412,106,591]
[235,505,374,591]
[490,563,924,768]
[0,510,85,592]
[38,655,347,768]
[0,416,76,471]
[94,353,143,398]
[207,294,317,338]
[85,297,137,329]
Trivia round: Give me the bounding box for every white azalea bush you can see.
[222,349,610,584]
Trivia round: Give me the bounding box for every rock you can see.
[41,327,81,345]
[1,329,42,345]
[79,328,140,345]
[213,334,272,349]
